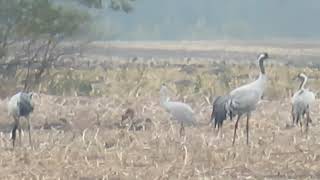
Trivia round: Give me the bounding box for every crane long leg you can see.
[27,116,33,148]
[229,112,233,121]
[299,114,303,134]
[306,109,310,134]
[297,114,301,126]
[210,109,215,126]
[218,123,223,139]
[291,107,296,126]
[246,113,251,145]
[216,124,221,139]
[12,117,18,148]
[232,115,241,146]
[17,117,21,146]
[179,122,185,137]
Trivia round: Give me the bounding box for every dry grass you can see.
[0,43,320,179]
[0,94,320,179]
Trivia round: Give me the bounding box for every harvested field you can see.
[0,41,320,179]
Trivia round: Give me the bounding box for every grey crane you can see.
[8,92,34,148]
[291,73,315,132]
[210,95,232,137]
[160,84,195,136]
[225,53,269,145]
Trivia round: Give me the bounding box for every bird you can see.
[210,95,232,138]
[120,108,135,127]
[8,92,34,148]
[291,73,315,133]
[225,52,269,145]
[160,84,195,136]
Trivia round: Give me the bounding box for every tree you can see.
[0,0,135,90]
[74,0,135,12]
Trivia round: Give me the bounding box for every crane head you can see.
[298,73,307,79]
[257,53,269,61]
[294,73,307,81]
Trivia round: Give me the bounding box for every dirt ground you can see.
[1,41,320,179]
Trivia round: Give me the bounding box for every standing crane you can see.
[226,53,269,145]
[160,84,195,136]
[8,92,34,148]
[291,73,315,133]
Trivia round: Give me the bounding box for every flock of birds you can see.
[160,52,316,145]
[6,52,316,149]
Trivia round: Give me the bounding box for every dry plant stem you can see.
[94,128,100,144]
[178,145,188,179]
[27,117,33,149]
[82,128,88,145]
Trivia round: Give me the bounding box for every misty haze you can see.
[1,0,320,179]
[91,0,320,40]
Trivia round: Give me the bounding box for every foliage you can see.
[0,0,135,90]
[109,0,135,13]
[16,0,88,38]
[77,0,135,12]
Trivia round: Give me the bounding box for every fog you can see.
[88,0,320,41]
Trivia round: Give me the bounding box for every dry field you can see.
[0,41,320,179]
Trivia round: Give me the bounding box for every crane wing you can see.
[292,89,315,106]
[166,101,195,124]
[230,89,261,112]
[19,93,34,116]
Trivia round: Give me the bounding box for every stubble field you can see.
[0,41,320,179]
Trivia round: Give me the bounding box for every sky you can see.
[87,0,320,40]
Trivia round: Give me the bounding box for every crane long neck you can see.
[160,93,169,106]
[259,57,265,75]
[299,76,307,90]
[160,96,166,103]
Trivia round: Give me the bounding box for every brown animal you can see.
[121,108,135,127]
